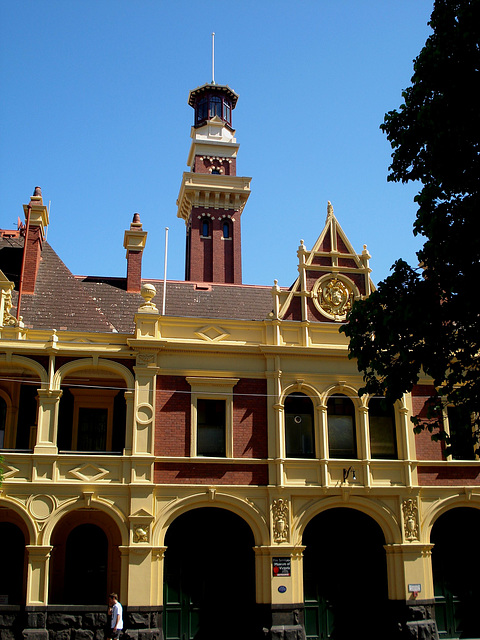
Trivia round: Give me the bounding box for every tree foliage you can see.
[341,0,480,451]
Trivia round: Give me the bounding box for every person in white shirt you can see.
[108,593,123,639]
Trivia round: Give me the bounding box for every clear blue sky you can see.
[0,1,433,288]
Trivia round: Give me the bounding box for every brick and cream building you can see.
[0,81,478,640]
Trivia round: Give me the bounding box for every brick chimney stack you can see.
[21,186,49,294]
[124,213,148,293]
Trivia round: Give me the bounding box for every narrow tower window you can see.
[201,218,210,238]
[222,220,230,239]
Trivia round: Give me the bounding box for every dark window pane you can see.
[197,98,207,122]
[327,395,357,459]
[224,101,231,123]
[209,96,222,118]
[285,393,315,458]
[223,221,230,238]
[77,407,108,451]
[197,399,226,456]
[447,406,475,460]
[369,398,397,459]
[201,219,209,237]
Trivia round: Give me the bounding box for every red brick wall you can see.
[22,226,43,293]
[193,156,236,176]
[412,385,445,460]
[233,379,268,458]
[187,207,241,284]
[154,377,268,484]
[418,466,480,485]
[155,375,191,456]
[126,250,142,292]
[154,462,268,485]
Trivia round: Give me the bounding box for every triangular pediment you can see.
[275,202,375,323]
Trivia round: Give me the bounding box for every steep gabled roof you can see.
[274,202,375,323]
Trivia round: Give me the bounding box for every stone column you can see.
[25,545,52,605]
[385,543,438,639]
[254,545,306,639]
[34,389,62,454]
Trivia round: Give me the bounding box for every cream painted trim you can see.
[186,376,239,458]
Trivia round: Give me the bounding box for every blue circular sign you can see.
[278,585,287,593]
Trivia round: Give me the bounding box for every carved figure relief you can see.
[402,498,419,541]
[272,498,289,543]
[133,525,149,543]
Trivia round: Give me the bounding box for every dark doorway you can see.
[49,511,120,605]
[163,507,258,640]
[303,508,389,640]
[432,507,480,639]
[0,521,26,604]
[65,523,108,603]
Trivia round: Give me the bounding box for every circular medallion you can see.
[28,494,55,520]
[312,275,357,321]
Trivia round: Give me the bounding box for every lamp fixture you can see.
[342,466,356,482]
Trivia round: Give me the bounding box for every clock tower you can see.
[176,83,251,284]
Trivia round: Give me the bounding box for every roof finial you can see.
[211,32,215,84]
[327,201,334,218]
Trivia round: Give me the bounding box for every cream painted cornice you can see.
[176,172,251,222]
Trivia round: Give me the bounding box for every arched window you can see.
[327,394,357,459]
[368,398,397,459]
[201,218,210,238]
[222,219,230,239]
[285,393,315,458]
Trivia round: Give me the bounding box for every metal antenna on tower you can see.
[211,32,215,84]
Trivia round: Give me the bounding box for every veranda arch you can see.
[154,491,269,547]
[292,494,401,546]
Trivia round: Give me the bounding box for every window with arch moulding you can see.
[284,392,315,458]
[201,218,210,238]
[445,405,476,461]
[327,394,357,459]
[368,397,398,460]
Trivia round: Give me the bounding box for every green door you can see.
[303,508,389,640]
[432,508,480,639]
[163,565,200,640]
[163,507,258,640]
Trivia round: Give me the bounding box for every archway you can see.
[302,508,389,640]
[49,510,121,604]
[0,517,26,604]
[163,507,258,640]
[431,507,480,638]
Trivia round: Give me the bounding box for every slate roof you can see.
[0,235,274,334]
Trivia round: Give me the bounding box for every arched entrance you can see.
[163,507,258,640]
[303,508,389,640]
[431,507,480,639]
[0,517,26,604]
[49,510,121,604]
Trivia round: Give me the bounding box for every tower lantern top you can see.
[188,83,239,130]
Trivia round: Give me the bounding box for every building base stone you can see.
[391,600,439,640]
[0,606,163,640]
[263,604,306,640]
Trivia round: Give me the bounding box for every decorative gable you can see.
[273,202,374,323]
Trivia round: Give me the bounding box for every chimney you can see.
[123,213,147,293]
[21,186,49,294]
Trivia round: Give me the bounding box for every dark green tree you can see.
[341,0,480,452]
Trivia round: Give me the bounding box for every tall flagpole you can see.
[211,32,215,84]
[162,227,168,316]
